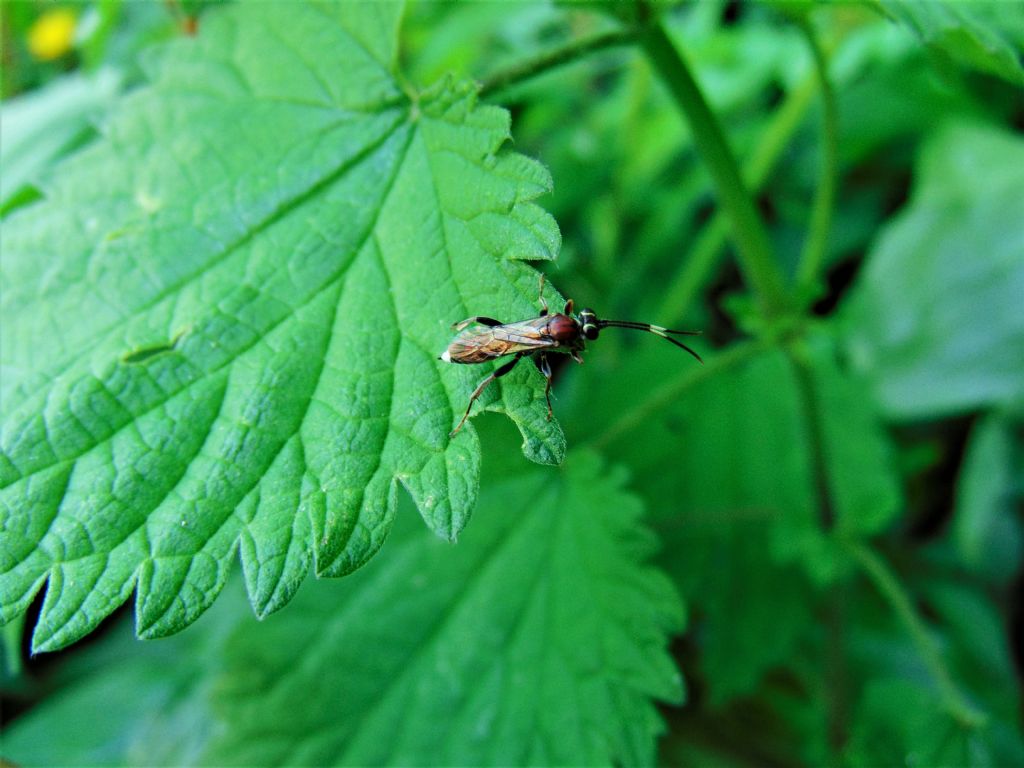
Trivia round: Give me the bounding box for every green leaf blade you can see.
[1,1,564,651]
[3,450,683,767]
[875,0,1024,86]
[574,336,900,703]
[843,123,1024,419]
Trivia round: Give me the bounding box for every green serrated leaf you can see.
[581,337,901,699]
[0,1,565,652]
[666,515,816,708]
[568,333,899,702]
[842,123,1024,419]
[3,449,684,767]
[583,335,901,581]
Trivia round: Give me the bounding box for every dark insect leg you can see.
[450,353,523,437]
[563,298,574,315]
[537,352,554,421]
[452,316,503,331]
[537,274,549,316]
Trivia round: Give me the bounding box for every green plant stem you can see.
[824,583,850,758]
[2,613,24,677]
[586,340,765,449]
[479,28,639,99]
[794,17,839,295]
[655,72,819,325]
[789,353,836,531]
[845,540,988,730]
[787,349,846,754]
[82,0,124,70]
[638,22,789,319]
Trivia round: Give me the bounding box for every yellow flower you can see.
[27,8,78,61]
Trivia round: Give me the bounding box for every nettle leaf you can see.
[666,515,816,708]
[846,678,987,767]
[842,123,1024,419]
[873,0,1024,86]
[3,450,684,767]
[0,2,564,652]
[846,574,1024,767]
[582,338,900,579]
[570,335,900,701]
[953,412,1023,581]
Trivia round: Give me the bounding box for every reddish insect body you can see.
[441,277,701,436]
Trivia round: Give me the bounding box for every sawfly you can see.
[441,276,702,436]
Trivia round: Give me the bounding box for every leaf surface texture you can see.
[2,451,683,767]
[0,2,564,651]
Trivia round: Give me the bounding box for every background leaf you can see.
[579,336,900,577]
[2,447,683,767]
[842,123,1024,419]
[844,569,1024,767]
[873,0,1024,86]
[563,332,899,704]
[953,411,1023,581]
[0,2,563,653]
[0,68,122,211]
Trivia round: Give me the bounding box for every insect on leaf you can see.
[0,1,564,652]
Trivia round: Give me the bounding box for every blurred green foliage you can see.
[2,0,1023,765]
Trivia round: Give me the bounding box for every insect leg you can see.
[452,316,503,331]
[537,274,549,316]
[537,352,554,421]
[450,353,524,437]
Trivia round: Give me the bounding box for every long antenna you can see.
[599,320,703,363]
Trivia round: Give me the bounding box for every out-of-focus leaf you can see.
[406,2,615,89]
[581,337,900,579]
[3,450,684,767]
[0,68,122,210]
[846,564,1024,768]
[0,638,219,766]
[846,678,992,767]
[874,0,1024,86]
[0,1,564,654]
[842,123,1024,419]
[568,335,898,702]
[954,412,1023,580]
[666,516,816,707]
[661,653,832,768]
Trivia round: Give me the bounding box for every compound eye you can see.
[583,323,599,341]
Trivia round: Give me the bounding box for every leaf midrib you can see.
[3,126,419,602]
[1,106,406,424]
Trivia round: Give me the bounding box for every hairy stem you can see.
[794,17,839,296]
[479,28,639,99]
[787,350,846,754]
[638,21,788,319]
